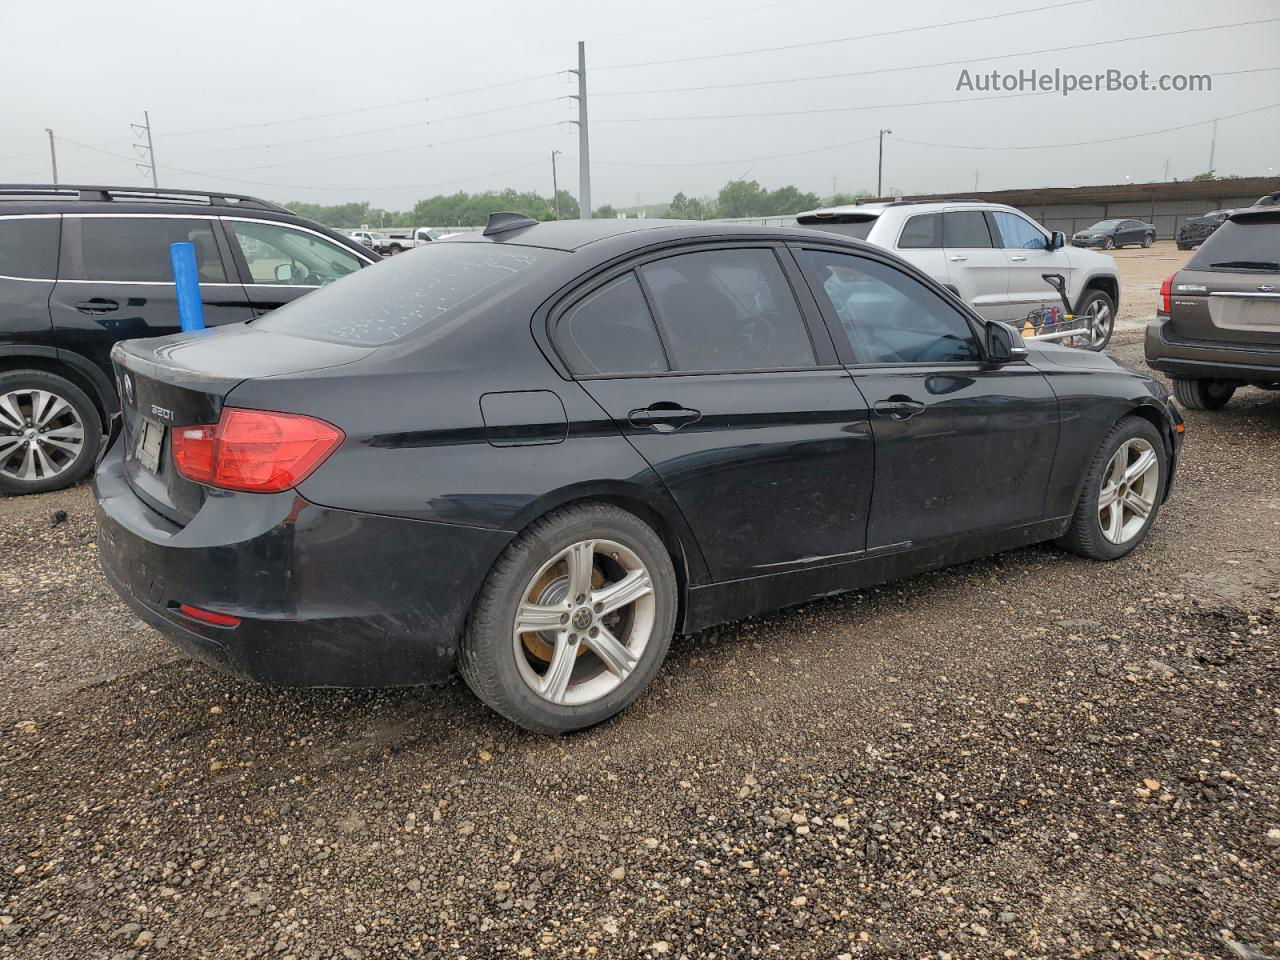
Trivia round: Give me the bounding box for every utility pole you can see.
[1162,156,1171,181]
[570,42,592,219]
[45,129,58,184]
[131,111,158,188]
[973,169,980,192]
[551,150,562,219]
[831,174,838,203]
[1207,118,1218,175]
[877,129,892,198]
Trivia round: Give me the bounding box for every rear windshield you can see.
[1187,219,1280,273]
[795,215,876,240]
[254,241,556,346]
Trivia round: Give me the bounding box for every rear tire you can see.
[458,502,677,734]
[0,369,101,496]
[1142,235,1154,248]
[1056,416,1166,561]
[1172,377,1236,410]
[1102,236,1115,250]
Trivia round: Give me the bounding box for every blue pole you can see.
[170,242,206,332]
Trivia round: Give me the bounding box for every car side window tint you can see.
[942,212,994,249]
[0,217,59,280]
[991,211,1047,250]
[898,213,941,249]
[557,273,669,375]
[228,220,362,286]
[638,248,815,371]
[798,249,982,364]
[79,217,227,283]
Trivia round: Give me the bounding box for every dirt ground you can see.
[1,286,1277,957]
[1108,242,1193,329]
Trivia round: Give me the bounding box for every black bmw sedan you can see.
[95,215,1183,732]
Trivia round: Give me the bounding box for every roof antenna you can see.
[483,212,539,236]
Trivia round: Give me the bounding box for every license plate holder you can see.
[136,417,165,474]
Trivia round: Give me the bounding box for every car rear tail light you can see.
[176,604,241,628]
[1159,273,1174,314]
[172,408,344,493]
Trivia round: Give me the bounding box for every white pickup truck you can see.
[382,227,446,255]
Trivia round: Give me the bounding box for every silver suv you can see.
[795,200,1121,348]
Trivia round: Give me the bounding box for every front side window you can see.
[79,217,226,283]
[638,248,815,371]
[942,211,994,249]
[992,212,1048,250]
[556,273,668,375]
[228,220,362,286]
[898,213,941,249]
[0,216,59,280]
[798,249,982,364]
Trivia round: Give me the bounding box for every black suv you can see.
[0,184,377,494]
[1175,210,1232,251]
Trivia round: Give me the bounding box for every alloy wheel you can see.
[512,538,656,706]
[0,388,86,483]
[1085,299,1113,348]
[1098,437,1160,545]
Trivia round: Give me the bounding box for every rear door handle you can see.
[74,298,119,315]
[627,402,702,433]
[873,398,927,421]
[948,255,967,262]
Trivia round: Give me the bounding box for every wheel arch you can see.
[1077,273,1120,314]
[0,346,116,430]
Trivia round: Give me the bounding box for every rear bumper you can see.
[94,434,512,687]
[1144,317,1280,383]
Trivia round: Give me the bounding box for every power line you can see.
[593,22,1280,97]
[568,135,881,168]
[593,0,1097,70]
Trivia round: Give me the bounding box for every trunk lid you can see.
[111,324,372,524]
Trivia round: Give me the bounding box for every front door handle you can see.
[1010,255,1028,262]
[948,255,968,262]
[873,397,927,421]
[627,402,702,433]
[74,298,119,315]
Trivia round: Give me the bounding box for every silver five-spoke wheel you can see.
[1084,298,1113,349]
[512,538,656,706]
[1097,437,1159,545]
[0,388,86,483]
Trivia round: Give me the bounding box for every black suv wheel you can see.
[0,369,101,495]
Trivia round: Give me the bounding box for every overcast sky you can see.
[2,0,1277,211]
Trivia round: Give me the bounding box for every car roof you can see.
[441,217,851,252]
[794,199,1023,221]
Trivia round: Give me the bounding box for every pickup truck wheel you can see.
[1171,377,1236,410]
[0,370,101,496]
[1075,289,1116,352]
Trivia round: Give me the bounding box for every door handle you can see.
[873,398,926,421]
[627,402,702,433]
[74,298,119,315]
[1010,255,1028,262]
[948,255,967,262]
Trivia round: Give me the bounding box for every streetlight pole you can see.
[551,149,562,219]
[877,129,892,198]
[45,129,58,184]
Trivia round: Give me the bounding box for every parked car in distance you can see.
[0,183,377,495]
[1072,219,1156,250]
[1176,210,1232,251]
[795,200,1120,347]
[382,227,445,255]
[1253,190,1279,207]
[349,230,390,253]
[1146,205,1280,409]
[95,213,1182,733]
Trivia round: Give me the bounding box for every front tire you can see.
[1171,377,1237,410]
[1075,288,1117,351]
[1056,416,1166,560]
[0,369,101,496]
[459,502,677,733]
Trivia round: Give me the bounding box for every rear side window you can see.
[556,274,668,375]
[639,248,815,372]
[0,216,60,280]
[898,213,941,249]
[255,241,556,346]
[1187,219,1280,273]
[991,212,1047,250]
[79,217,227,283]
[943,212,994,248]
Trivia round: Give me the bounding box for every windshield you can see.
[1087,220,1122,230]
[1187,220,1280,273]
[254,242,558,346]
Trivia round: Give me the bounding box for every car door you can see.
[48,215,252,382]
[223,217,370,315]
[793,245,1059,550]
[990,210,1073,317]
[941,210,1011,321]
[554,243,875,582]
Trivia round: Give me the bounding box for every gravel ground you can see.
[1,332,1278,960]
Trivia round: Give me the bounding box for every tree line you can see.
[284,179,872,229]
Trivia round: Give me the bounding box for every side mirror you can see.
[1048,230,1066,251]
[986,321,1030,363]
[274,263,295,282]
